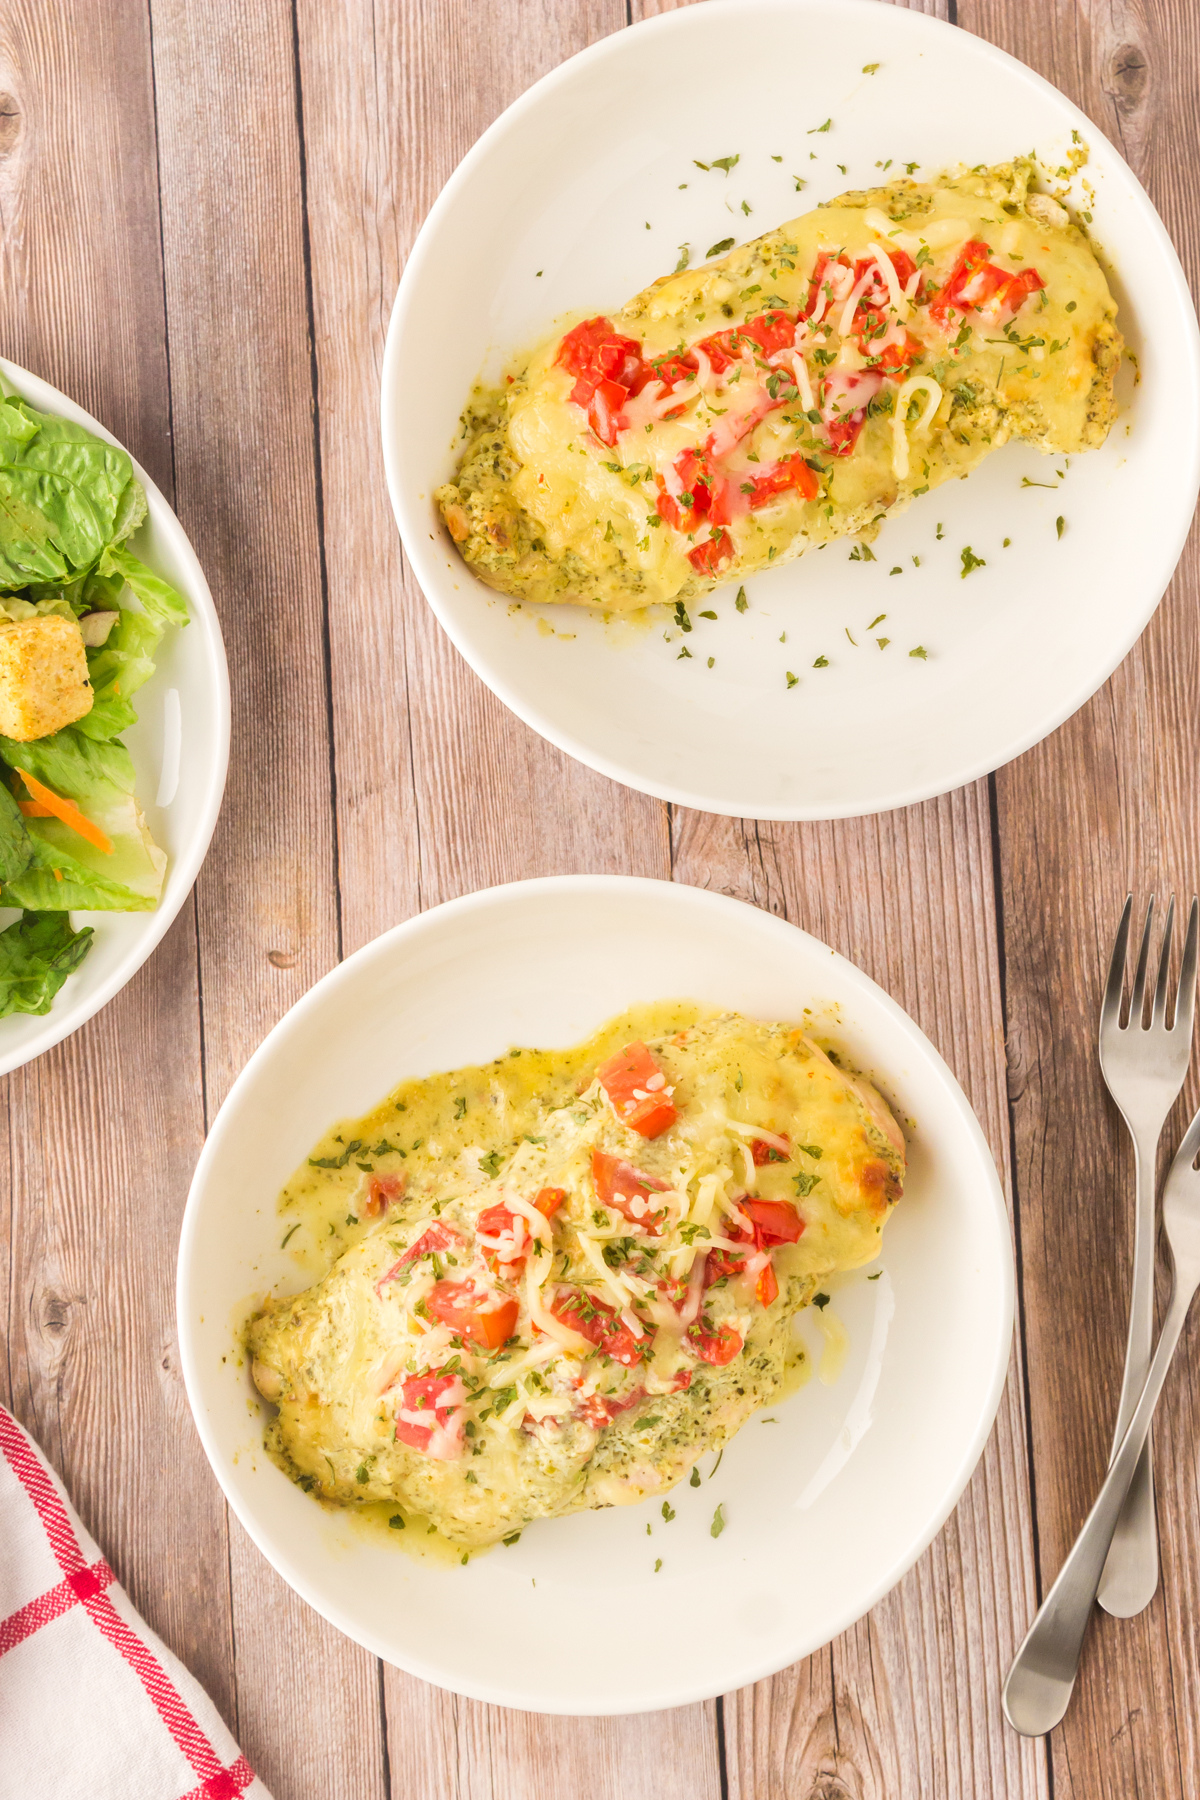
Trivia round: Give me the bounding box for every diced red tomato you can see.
[741,1199,805,1245]
[427,1279,519,1349]
[394,1371,465,1459]
[803,251,852,320]
[362,1172,405,1218]
[819,368,883,458]
[592,1148,670,1232]
[597,1040,678,1137]
[476,1186,564,1274]
[556,316,645,446]
[989,266,1045,318]
[587,378,630,447]
[400,1221,462,1266]
[929,240,1045,329]
[557,317,643,394]
[688,529,734,576]
[698,310,797,372]
[687,1319,743,1365]
[703,1218,755,1285]
[578,1383,645,1428]
[656,446,719,534]
[751,1134,790,1166]
[476,1203,527,1272]
[746,456,818,508]
[645,351,698,390]
[756,1263,779,1308]
[550,1288,648,1367]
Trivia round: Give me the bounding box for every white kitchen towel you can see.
[0,1404,271,1800]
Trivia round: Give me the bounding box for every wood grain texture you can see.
[960,1,1200,1793]
[146,2,382,1794]
[293,1,701,1790]
[3,0,1200,1794]
[674,794,1045,1800]
[0,0,234,1727]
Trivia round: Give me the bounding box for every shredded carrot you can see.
[52,868,62,881]
[17,800,54,818]
[17,769,113,854]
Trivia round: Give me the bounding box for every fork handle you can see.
[1098,1124,1159,1616]
[1003,1276,1194,1737]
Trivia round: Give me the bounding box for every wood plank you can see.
[0,0,237,1729]
[146,2,384,1792]
[293,0,707,1788]
[629,0,1043,1791]
[675,792,1045,1800]
[963,0,1200,1791]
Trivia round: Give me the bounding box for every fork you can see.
[1003,1099,1200,1734]
[1096,894,1199,1616]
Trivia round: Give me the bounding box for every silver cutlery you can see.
[1003,1100,1200,1735]
[1095,893,1198,1616]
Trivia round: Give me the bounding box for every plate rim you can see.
[0,357,231,1075]
[381,0,1200,822]
[177,872,1015,1713]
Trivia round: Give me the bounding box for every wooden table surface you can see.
[2,1,1198,1794]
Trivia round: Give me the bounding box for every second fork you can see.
[1096,892,1199,1616]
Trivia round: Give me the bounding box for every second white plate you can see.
[383,0,1200,820]
[179,875,1011,1713]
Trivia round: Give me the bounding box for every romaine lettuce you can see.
[0,910,94,1016]
[0,386,188,917]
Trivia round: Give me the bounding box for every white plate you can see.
[382,0,1200,821]
[177,876,1011,1714]
[0,360,229,1075]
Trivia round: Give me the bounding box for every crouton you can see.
[0,615,94,742]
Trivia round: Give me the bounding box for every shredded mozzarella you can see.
[891,375,943,480]
[487,1338,560,1386]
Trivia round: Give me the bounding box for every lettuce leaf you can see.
[0,910,94,1015]
[0,395,145,587]
[0,389,189,914]
[0,781,32,883]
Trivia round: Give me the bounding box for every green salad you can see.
[0,378,189,1019]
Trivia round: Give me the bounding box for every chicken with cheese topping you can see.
[247,1005,905,1549]
[436,159,1120,611]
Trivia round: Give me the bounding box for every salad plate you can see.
[178,875,1011,1714]
[0,359,229,1074]
[382,0,1200,821]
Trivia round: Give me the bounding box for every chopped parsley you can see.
[862,61,880,73]
[690,1467,702,1488]
[1056,515,1066,539]
[813,655,829,669]
[454,1095,467,1118]
[960,546,986,578]
[786,671,799,689]
[674,244,690,273]
[280,1223,300,1249]
[479,1150,504,1178]
[793,1170,818,1197]
[662,1501,676,1522]
[711,1504,727,1538]
[848,542,875,562]
[813,1292,831,1310]
[735,586,748,612]
[706,236,735,259]
[388,1514,405,1529]
[308,1138,364,1170]
[808,118,832,134]
[909,645,928,660]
